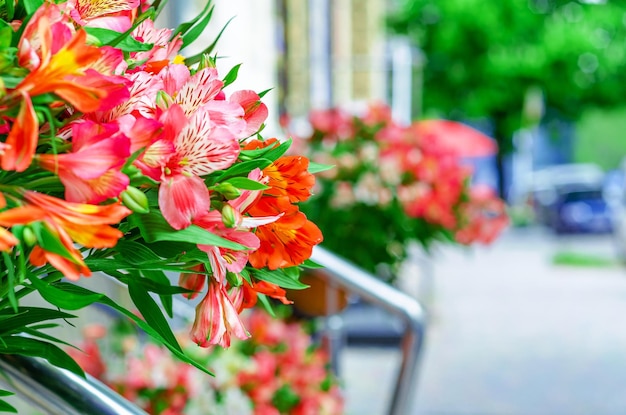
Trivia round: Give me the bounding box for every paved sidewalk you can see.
[340,228,626,415]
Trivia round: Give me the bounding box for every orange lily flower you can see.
[248,196,322,270]
[23,191,131,249]
[0,228,19,252]
[243,138,316,203]
[1,92,38,172]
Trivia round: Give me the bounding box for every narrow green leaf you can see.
[0,391,14,397]
[172,0,212,44]
[182,15,233,65]
[31,222,77,263]
[0,398,17,413]
[118,274,190,296]
[0,21,13,47]
[258,88,272,99]
[142,270,174,318]
[84,27,153,52]
[180,2,216,48]
[257,294,276,317]
[29,277,101,311]
[4,0,15,21]
[114,241,162,264]
[252,268,309,290]
[223,177,269,190]
[128,280,181,352]
[222,64,241,88]
[132,212,246,250]
[301,259,324,269]
[23,0,43,14]
[22,326,77,349]
[307,161,335,174]
[1,252,17,312]
[0,307,76,336]
[1,336,84,377]
[51,283,214,376]
[210,159,272,182]
[259,138,292,163]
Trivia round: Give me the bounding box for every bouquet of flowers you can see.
[70,309,344,415]
[0,0,322,409]
[293,103,508,280]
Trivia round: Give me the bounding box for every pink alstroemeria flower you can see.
[190,278,249,348]
[131,19,183,72]
[154,105,241,230]
[229,90,268,138]
[65,0,140,32]
[38,120,131,203]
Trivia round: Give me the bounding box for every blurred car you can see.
[545,187,613,234]
[527,163,611,233]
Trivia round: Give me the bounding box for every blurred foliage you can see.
[388,0,626,154]
[575,106,626,170]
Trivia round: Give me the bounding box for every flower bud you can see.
[22,226,37,247]
[226,271,242,288]
[199,54,217,70]
[221,204,237,228]
[214,183,241,200]
[120,187,149,214]
[155,90,174,110]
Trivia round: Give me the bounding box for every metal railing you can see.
[310,246,428,415]
[0,247,426,415]
[0,354,147,415]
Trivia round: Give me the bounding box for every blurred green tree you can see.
[389,0,626,194]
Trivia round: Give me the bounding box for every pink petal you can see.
[173,110,240,176]
[159,174,211,230]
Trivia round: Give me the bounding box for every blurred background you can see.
[169,1,626,414]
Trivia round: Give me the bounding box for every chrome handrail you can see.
[311,246,428,415]
[0,354,147,415]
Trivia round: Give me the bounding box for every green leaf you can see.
[114,241,163,264]
[23,0,43,14]
[0,398,17,413]
[300,259,324,269]
[258,138,292,163]
[0,391,14,398]
[0,21,12,48]
[84,27,153,52]
[0,336,84,378]
[128,280,182,353]
[2,252,17,312]
[222,64,241,88]
[0,307,76,336]
[224,177,269,190]
[256,294,276,317]
[29,277,101,311]
[258,88,272,99]
[132,212,246,250]
[182,16,234,66]
[210,159,272,182]
[171,0,213,48]
[50,283,213,376]
[307,161,335,174]
[4,0,15,21]
[31,222,78,263]
[118,275,190,296]
[252,268,309,290]
[142,270,175,318]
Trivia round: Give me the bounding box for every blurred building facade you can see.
[279,0,389,119]
[164,0,418,130]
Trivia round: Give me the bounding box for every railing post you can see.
[0,354,147,415]
[310,246,428,415]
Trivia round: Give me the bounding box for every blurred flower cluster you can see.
[293,103,508,279]
[0,0,321,408]
[70,309,343,415]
